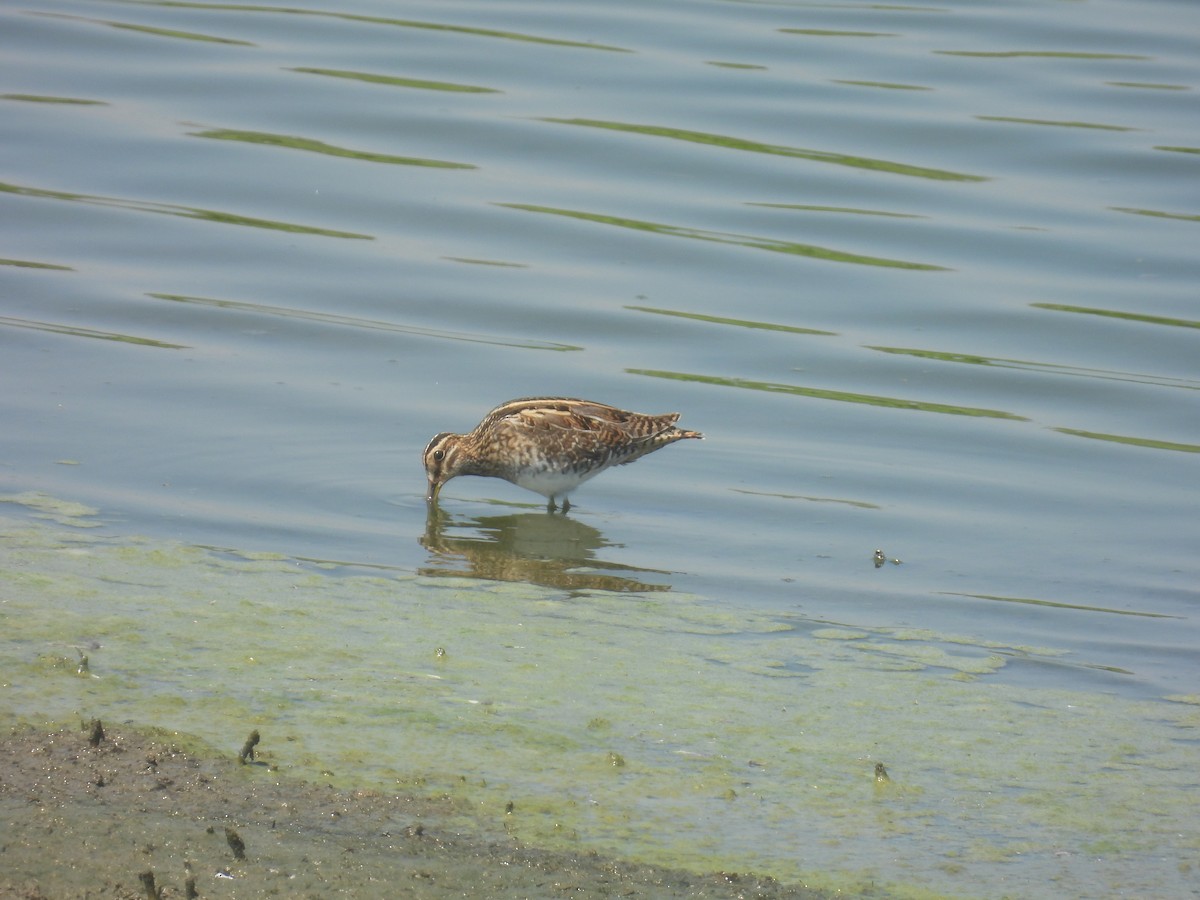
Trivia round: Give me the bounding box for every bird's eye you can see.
[433,449,445,461]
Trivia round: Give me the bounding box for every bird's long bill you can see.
[426,476,442,504]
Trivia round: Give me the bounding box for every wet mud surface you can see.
[0,723,870,899]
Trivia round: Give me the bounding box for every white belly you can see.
[510,466,605,499]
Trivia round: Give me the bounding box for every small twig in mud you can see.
[224,825,246,861]
[138,869,161,899]
[238,730,260,764]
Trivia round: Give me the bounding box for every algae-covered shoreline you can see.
[0,721,849,899]
[3,493,1197,899]
[0,495,904,898]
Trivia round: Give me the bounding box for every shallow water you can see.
[4,503,1199,898]
[3,0,1199,896]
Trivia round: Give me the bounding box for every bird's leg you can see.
[547,497,557,513]
[561,496,571,513]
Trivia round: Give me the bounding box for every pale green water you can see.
[3,493,1197,898]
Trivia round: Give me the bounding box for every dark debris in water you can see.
[873,549,903,569]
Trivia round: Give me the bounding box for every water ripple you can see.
[147,293,582,352]
[866,345,1200,391]
[2,94,108,106]
[499,203,948,270]
[120,1,632,51]
[831,80,931,91]
[976,115,1140,132]
[33,10,253,45]
[1031,302,1200,330]
[1109,206,1200,223]
[627,305,836,336]
[1053,429,1200,454]
[0,258,73,271]
[0,180,372,240]
[287,68,500,95]
[0,315,185,349]
[778,28,898,38]
[934,50,1150,60]
[942,591,1180,619]
[540,117,988,182]
[629,369,1027,419]
[188,127,477,169]
[747,202,926,219]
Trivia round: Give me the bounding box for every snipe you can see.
[423,397,702,511]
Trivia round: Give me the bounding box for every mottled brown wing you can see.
[500,399,679,440]
[477,397,589,432]
[481,398,610,427]
[474,398,685,467]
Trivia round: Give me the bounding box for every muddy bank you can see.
[0,722,876,900]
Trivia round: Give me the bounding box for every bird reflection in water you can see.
[420,506,671,592]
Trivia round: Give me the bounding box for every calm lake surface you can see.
[3,0,1198,896]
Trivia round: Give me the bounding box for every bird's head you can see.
[422,432,465,504]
